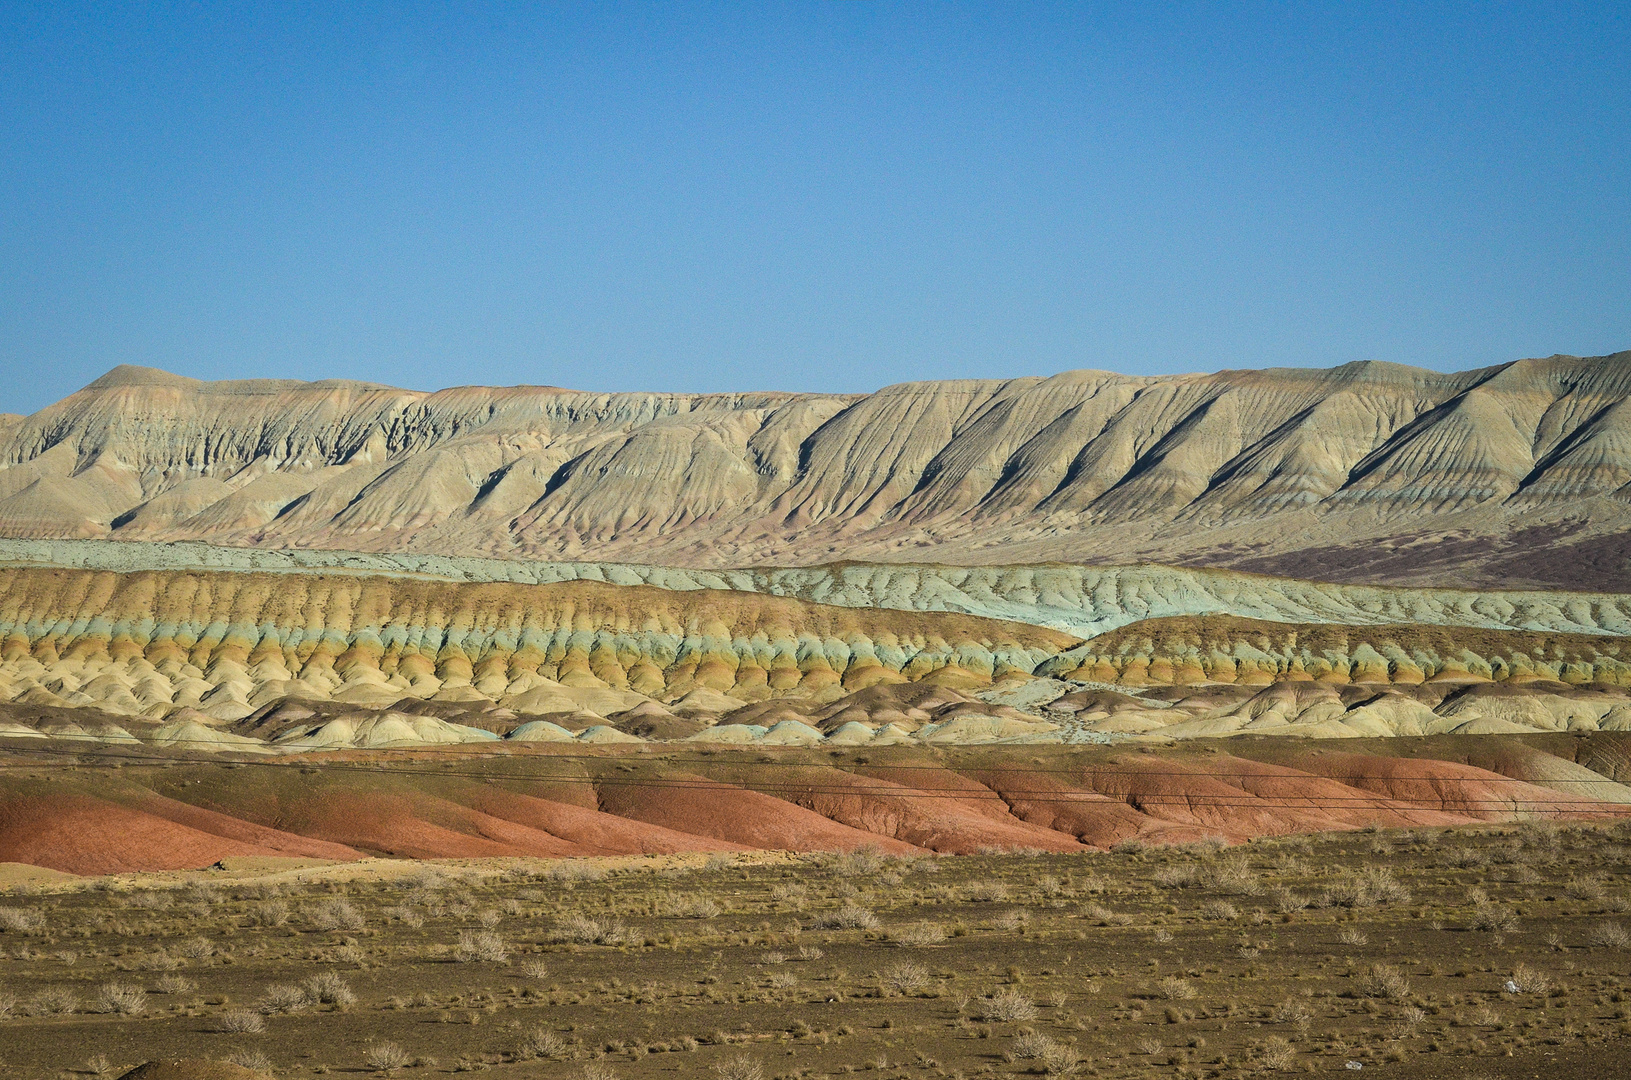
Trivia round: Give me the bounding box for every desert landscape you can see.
[1,360,1631,1077]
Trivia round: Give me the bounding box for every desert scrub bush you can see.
[712,1057,764,1080]
[1322,867,1410,908]
[1158,976,1197,1001]
[380,904,424,928]
[1207,855,1264,896]
[0,907,44,933]
[891,921,946,946]
[1336,925,1369,946]
[1199,900,1238,920]
[546,861,606,884]
[974,988,1039,1022]
[225,1051,275,1072]
[1507,963,1551,995]
[303,972,356,1007]
[0,993,14,1020]
[550,914,629,945]
[517,1026,571,1060]
[668,896,722,918]
[1272,998,1312,1025]
[519,959,550,979]
[1272,888,1310,914]
[474,907,503,928]
[1360,964,1411,1000]
[363,1042,412,1072]
[812,904,879,931]
[92,983,147,1015]
[1081,903,1133,926]
[881,960,931,996]
[833,847,887,876]
[307,898,365,931]
[261,983,309,1014]
[1469,898,1519,933]
[248,900,290,927]
[454,930,509,962]
[1589,921,1631,948]
[964,881,1010,902]
[172,936,215,959]
[1258,1036,1296,1070]
[216,1009,266,1033]
[1008,1032,1081,1075]
[25,988,78,1016]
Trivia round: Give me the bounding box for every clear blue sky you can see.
[1,2,1627,413]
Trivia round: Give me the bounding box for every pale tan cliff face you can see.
[4,354,1631,587]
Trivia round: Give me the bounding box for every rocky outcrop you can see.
[6,355,1631,588]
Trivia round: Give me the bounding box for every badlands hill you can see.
[5,354,1631,588]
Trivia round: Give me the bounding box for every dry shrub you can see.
[518,1026,571,1060]
[964,881,1010,902]
[1323,867,1409,908]
[1009,1032,1081,1075]
[1259,1037,1296,1070]
[173,936,214,959]
[248,900,290,927]
[1272,998,1311,1025]
[307,898,365,931]
[303,972,356,1007]
[1337,925,1369,946]
[454,930,509,963]
[1589,921,1631,948]
[1206,855,1263,896]
[0,907,44,933]
[1199,900,1238,921]
[1081,903,1133,926]
[812,904,879,931]
[1508,963,1551,995]
[1158,976,1197,1001]
[1469,900,1519,933]
[550,914,629,945]
[669,896,723,918]
[892,921,946,946]
[217,1009,266,1033]
[545,862,606,883]
[881,960,931,996]
[833,848,886,876]
[261,983,309,1013]
[712,1056,764,1080]
[25,988,77,1016]
[1272,888,1309,914]
[363,1042,411,1072]
[224,1051,275,1072]
[1361,964,1411,1000]
[975,988,1039,1022]
[92,983,147,1015]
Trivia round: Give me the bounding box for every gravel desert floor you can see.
[3,821,1631,1079]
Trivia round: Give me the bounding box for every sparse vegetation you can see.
[0,822,1625,1077]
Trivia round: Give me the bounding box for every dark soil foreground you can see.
[1,822,1630,1079]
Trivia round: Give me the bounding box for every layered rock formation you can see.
[5,355,1631,588]
[3,736,1627,874]
[6,538,1631,639]
[3,563,1631,751]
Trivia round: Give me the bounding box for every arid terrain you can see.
[4,356,1631,589]
[4,357,1631,1077]
[3,818,1631,1079]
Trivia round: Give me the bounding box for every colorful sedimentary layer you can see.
[0,566,1075,723]
[1042,615,1631,686]
[1,737,1626,874]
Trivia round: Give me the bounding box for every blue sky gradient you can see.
[1,2,1627,413]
